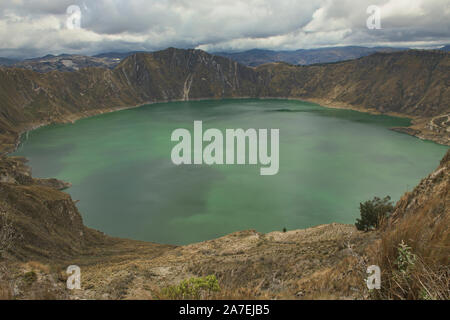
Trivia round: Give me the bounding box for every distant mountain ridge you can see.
[93,51,148,59]
[213,46,408,66]
[1,45,446,72]
[0,48,448,153]
[0,57,19,66]
[0,52,150,73]
[5,54,125,73]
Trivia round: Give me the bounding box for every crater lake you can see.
[13,99,449,245]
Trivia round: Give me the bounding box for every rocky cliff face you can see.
[391,149,449,223]
[257,50,450,118]
[0,48,449,153]
[0,156,100,261]
[0,155,172,265]
[114,48,261,101]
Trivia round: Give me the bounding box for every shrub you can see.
[355,196,394,231]
[367,208,449,300]
[22,271,37,286]
[395,240,417,275]
[160,275,220,300]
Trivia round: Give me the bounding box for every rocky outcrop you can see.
[0,156,97,261]
[390,149,449,223]
[0,156,70,190]
[0,156,172,263]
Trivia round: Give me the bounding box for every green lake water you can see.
[13,99,449,245]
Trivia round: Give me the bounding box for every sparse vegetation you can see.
[159,275,220,300]
[395,241,417,275]
[22,271,37,286]
[372,236,449,300]
[355,196,394,231]
[0,206,20,258]
[368,173,449,300]
[0,282,12,300]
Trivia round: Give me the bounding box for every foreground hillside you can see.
[0,150,448,299]
[367,150,449,299]
[0,48,448,153]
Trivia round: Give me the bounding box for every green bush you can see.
[355,196,394,231]
[396,240,417,275]
[161,275,220,300]
[22,271,37,286]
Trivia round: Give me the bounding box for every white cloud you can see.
[0,0,448,58]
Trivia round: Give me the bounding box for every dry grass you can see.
[154,282,272,300]
[209,287,272,300]
[0,281,12,300]
[294,255,368,300]
[366,150,449,300]
[369,207,449,299]
[23,261,51,274]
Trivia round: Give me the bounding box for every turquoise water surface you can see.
[14,99,448,244]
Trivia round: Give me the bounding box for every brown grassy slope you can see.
[0,155,174,299]
[368,150,449,299]
[0,156,173,263]
[60,224,374,300]
[0,66,139,151]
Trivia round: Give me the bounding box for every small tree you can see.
[355,196,394,231]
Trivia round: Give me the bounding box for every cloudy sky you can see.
[0,0,449,58]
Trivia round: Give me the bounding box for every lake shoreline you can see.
[5,97,449,158]
[10,98,448,245]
